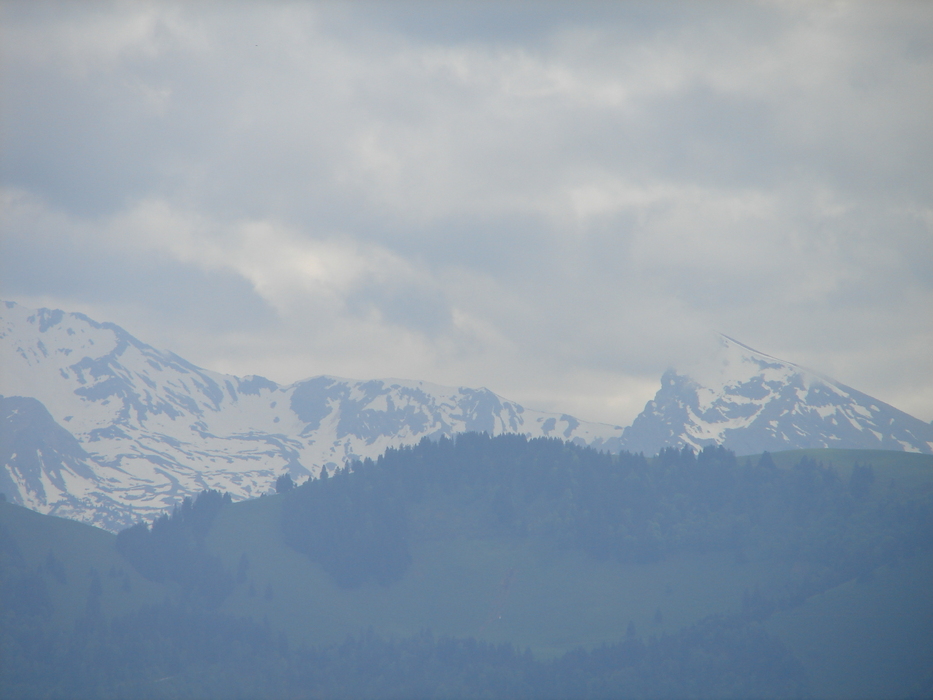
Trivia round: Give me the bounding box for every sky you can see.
[1,0,931,427]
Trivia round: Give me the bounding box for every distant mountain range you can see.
[2,300,931,529]
[0,301,622,529]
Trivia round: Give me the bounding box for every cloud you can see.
[1,1,931,425]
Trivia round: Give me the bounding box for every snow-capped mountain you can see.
[4,302,931,530]
[620,335,933,456]
[0,301,624,530]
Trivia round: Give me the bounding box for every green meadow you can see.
[2,442,931,698]
[211,492,792,656]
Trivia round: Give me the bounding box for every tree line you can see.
[1,593,809,699]
[115,489,234,606]
[281,433,933,597]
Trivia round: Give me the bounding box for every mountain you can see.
[0,301,623,530]
[620,335,933,456]
[4,301,932,530]
[0,395,126,524]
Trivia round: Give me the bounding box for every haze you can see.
[1,0,931,427]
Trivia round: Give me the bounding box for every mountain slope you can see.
[621,335,933,456]
[4,301,931,528]
[0,301,623,529]
[0,395,121,522]
[3,443,932,699]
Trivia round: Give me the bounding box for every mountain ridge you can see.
[3,299,932,530]
[0,300,623,529]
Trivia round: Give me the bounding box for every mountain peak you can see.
[621,335,933,456]
[0,301,623,530]
[3,301,932,529]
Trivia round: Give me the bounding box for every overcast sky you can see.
[2,0,931,426]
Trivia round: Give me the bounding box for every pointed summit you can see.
[621,335,933,456]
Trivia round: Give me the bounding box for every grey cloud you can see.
[1,65,165,216]
[322,1,709,48]
[1,1,931,425]
[0,218,274,334]
[347,280,452,338]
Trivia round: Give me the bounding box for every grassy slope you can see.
[764,448,933,472]
[206,447,933,667]
[766,552,933,700]
[746,449,933,698]
[214,517,931,667]
[765,448,933,492]
[0,500,169,625]
[210,492,789,656]
[3,448,931,676]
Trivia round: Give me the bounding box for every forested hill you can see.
[282,433,933,593]
[2,436,933,699]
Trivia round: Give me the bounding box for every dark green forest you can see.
[2,435,932,699]
[282,435,931,602]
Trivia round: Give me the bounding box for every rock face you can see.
[620,336,933,457]
[0,395,126,524]
[3,301,931,530]
[0,301,623,530]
